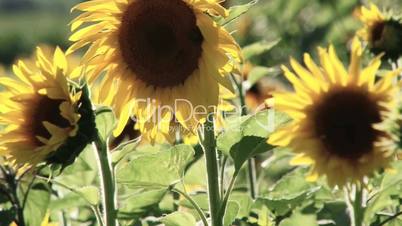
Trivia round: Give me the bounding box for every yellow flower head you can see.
[356,4,385,43]
[268,38,400,187]
[356,3,402,60]
[0,47,84,167]
[69,0,241,141]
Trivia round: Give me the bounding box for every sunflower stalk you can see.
[93,133,117,226]
[346,184,365,226]
[200,114,222,226]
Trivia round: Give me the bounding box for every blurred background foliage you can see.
[0,0,400,67]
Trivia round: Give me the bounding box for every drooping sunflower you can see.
[268,38,400,187]
[356,3,402,60]
[0,47,93,167]
[69,0,241,141]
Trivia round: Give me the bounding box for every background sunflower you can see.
[0,47,82,166]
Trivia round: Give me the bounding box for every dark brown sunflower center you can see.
[312,87,382,159]
[371,21,385,42]
[118,0,204,87]
[27,95,70,145]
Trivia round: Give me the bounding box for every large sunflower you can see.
[69,0,240,141]
[356,3,402,60]
[0,47,83,166]
[268,38,400,187]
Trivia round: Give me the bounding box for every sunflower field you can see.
[0,0,402,225]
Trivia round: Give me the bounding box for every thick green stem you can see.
[201,115,221,226]
[345,185,364,226]
[353,185,364,226]
[93,133,117,226]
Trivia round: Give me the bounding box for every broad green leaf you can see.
[79,186,100,206]
[257,169,320,216]
[248,66,281,86]
[230,136,273,172]
[224,201,240,226]
[183,157,207,190]
[230,192,253,218]
[364,186,399,224]
[256,206,274,226]
[179,193,209,211]
[111,139,141,165]
[55,145,98,187]
[364,161,402,224]
[381,161,402,189]
[119,188,167,213]
[22,182,51,226]
[218,0,258,26]
[279,212,318,226]
[217,109,289,155]
[242,39,281,60]
[261,148,294,183]
[161,212,197,226]
[116,144,194,189]
[50,186,99,209]
[317,201,350,226]
[95,106,116,141]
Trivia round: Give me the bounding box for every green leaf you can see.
[218,0,258,26]
[116,144,195,189]
[364,186,399,224]
[364,161,402,224]
[55,145,98,187]
[317,201,350,226]
[224,201,240,226]
[95,106,116,141]
[279,212,318,226]
[119,188,167,213]
[256,206,274,226]
[248,66,281,86]
[179,193,209,211]
[217,110,289,172]
[161,212,197,226]
[218,110,289,155]
[230,192,253,218]
[111,139,141,165]
[79,186,100,206]
[230,136,273,172]
[242,39,281,60]
[257,169,320,216]
[22,182,51,226]
[50,186,100,210]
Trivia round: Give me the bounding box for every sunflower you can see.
[356,3,402,60]
[0,47,84,167]
[69,0,241,141]
[268,38,400,187]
